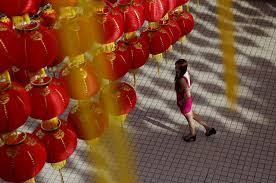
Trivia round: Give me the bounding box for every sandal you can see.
[205,128,216,136]
[182,134,196,142]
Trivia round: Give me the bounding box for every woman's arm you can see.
[178,78,191,106]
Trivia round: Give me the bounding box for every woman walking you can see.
[175,59,216,142]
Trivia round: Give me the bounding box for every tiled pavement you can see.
[1,0,276,182]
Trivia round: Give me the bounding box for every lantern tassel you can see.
[133,72,137,86]
[59,169,65,183]
[125,32,137,40]
[186,3,189,12]
[23,177,35,183]
[51,160,67,170]
[197,0,200,7]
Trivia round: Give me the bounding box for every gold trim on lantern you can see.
[124,32,137,40]
[41,117,61,132]
[100,42,116,53]
[69,54,86,68]
[110,114,127,123]
[12,14,31,27]
[148,22,159,29]
[180,36,186,42]
[152,53,163,61]
[162,13,169,21]
[51,160,67,170]
[15,21,39,32]
[176,6,183,12]
[2,131,27,146]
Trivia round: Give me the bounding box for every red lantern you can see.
[159,20,182,44]
[0,82,31,133]
[140,26,171,55]
[14,22,58,71]
[33,119,77,163]
[0,132,47,182]
[101,82,137,115]
[94,7,124,44]
[0,0,41,17]
[176,0,189,7]
[143,0,167,22]
[61,63,101,99]
[40,6,57,28]
[162,0,177,12]
[0,22,21,73]
[170,11,194,37]
[57,15,94,58]
[29,76,70,120]
[68,102,108,140]
[120,36,149,70]
[116,0,145,33]
[93,44,131,81]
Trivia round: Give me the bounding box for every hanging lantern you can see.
[29,76,70,120]
[100,82,137,116]
[0,22,21,73]
[122,36,149,70]
[0,82,31,134]
[33,119,77,164]
[57,15,94,58]
[94,6,124,44]
[14,21,58,71]
[93,44,131,81]
[140,26,171,56]
[116,0,145,35]
[143,0,167,22]
[162,0,177,13]
[61,63,101,100]
[0,132,47,183]
[40,5,58,28]
[159,19,181,44]
[0,0,41,17]
[67,101,109,140]
[170,11,194,37]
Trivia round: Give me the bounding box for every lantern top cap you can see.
[31,76,52,87]
[41,119,61,132]
[1,132,27,146]
[15,21,39,32]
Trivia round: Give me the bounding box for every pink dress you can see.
[176,72,193,114]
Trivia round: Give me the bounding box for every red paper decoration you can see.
[33,120,77,163]
[14,22,58,71]
[0,82,31,133]
[101,82,137,115]
[116,0,145,33]
[61,63,101,99]
[0,22,21,73]
[170,11,195,37]
[68,102,109,140]
[143,0,167,22]
[94,7,124,44]
[160,20,182,44]
[29,76,70,120]
[0,0,41,17]
[120,36,149,70]
[0,132,47,182]
[93,45,131,81]
[140,26,172,55]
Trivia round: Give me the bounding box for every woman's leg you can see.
[193,112,210,131]
[184,111,196,136]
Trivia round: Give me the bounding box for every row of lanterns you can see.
[0,0,195,182]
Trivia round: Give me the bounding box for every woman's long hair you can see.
[175,59,188,92]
